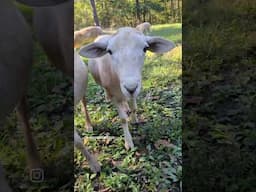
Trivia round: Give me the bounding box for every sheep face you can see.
[106,28,146,98]
[79,27,175,99]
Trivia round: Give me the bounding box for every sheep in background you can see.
[74,26,103,49]
[136,22,151,34]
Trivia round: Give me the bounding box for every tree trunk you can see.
[178,0,182,22]
[143,0,146,21]
[170,0,174,23]
[135,0,141,23]
[89,0,100,26]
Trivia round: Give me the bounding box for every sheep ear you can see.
[16,0,68,6]
[79,42,108,58]
[146,37,175,53]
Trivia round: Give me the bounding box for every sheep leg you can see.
[0,164,12,192]
[115,102,134,149]
[16,97,41,170]
[81,97,93,132]
[129,98,139,124]
[104,88,112,102]
[74,130,100,173]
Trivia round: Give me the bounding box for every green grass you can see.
[151,23,182,44]
[75,23,182,192]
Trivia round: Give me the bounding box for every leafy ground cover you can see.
[182,0,256,191]
[75,23,182,192]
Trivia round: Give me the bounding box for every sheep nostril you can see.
[124,85,138,95]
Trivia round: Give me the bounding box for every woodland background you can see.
[75,0,182,29]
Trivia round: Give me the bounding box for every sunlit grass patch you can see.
[143,49,182,90]
[167,45,182,62]
[150,23,182,43]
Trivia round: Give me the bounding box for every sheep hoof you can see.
[89,161,101,173]
[86,125,93,132]
[125,140,134,150]
[129,113,138,123]
[131,118,146,126]
[130,117,138,124]
[131,115,147,125]
[105,96,111,102]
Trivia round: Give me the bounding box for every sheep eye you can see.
[143,46,149,52]
[107,49,113,55]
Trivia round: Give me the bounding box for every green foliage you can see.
[183,0,256,191]
[74,1,94,30]
[75,24,182,191]
[75,0,182,29]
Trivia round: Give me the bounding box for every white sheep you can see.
[79,27,175,149]
[136,22,151,34]
[74,51,100,173]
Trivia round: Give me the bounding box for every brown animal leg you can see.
[82,97,93,131]
[16,97,41,169]
[105,89,112,102]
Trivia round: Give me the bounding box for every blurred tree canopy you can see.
[74,0,182,30]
